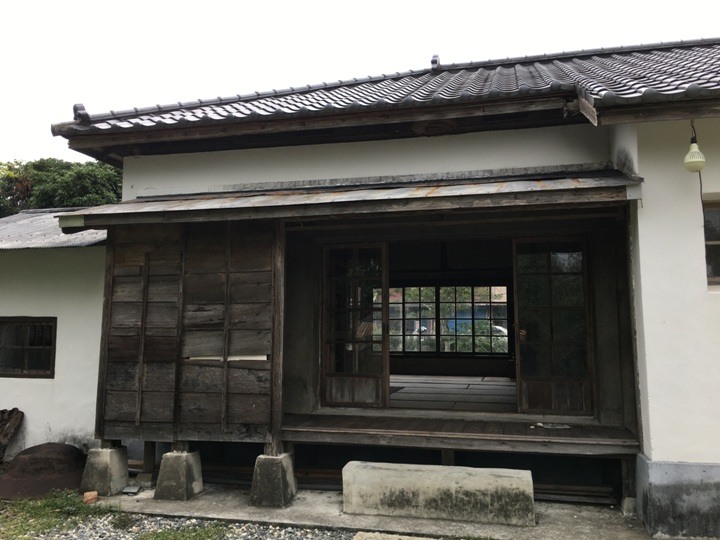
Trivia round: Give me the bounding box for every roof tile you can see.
[52,39,720,138]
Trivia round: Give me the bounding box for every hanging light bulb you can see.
[684,120,706,172]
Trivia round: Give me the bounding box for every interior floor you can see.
[389,374,517,412]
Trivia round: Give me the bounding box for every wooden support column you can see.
[143,441,156,473]
[269,221,286,456]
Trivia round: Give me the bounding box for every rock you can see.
[0,442,86,499]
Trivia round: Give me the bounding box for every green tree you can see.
[0,158,121,218]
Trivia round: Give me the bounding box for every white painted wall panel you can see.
[634,118,720,462]
[0,247,105,459]
[122,124,610,199]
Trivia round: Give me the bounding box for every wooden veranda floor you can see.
[389,375,517,412]
[282,413,639,456]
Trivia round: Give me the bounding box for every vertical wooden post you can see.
[172,226,186,442]
[135,252,150,426]
[95,229,115,439]
[221,222,232,433]
[269,221,286,456]
[143,441,156,473]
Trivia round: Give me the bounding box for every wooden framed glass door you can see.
[322,244,387,407]
[514,239,594,414]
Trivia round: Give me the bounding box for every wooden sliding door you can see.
[322,244,388,407]
[514,240,594,414]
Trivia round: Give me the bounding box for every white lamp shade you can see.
[684,142,706,172]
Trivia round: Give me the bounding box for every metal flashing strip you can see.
[58,174,640,231]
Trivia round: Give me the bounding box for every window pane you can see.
[492,336,509,353]
[474,320,492,336]
[473,287,490,303]
[704,206,720,242]
[440,320,455,335]
[389,336,402,352]
[357,343,382,373]
[457,286,472,302]
[389,304,402,318]
[420,304,435,318]
[404,287,420,302]
[405,304,420,318]
[519,344,552,378]
[552,275,584,307]
[420,287,435,302]
[456,319,472,335]
[389,320,403,335]
[389,288,403,302]
[517,252,547,273]
[474,336,492,353]
[405,336,420,352]
[518,275,550,306]
[707,244,720,279]
[0,348,23,372]
[457,336,472,352]
[420,336,436,352]
[440,303,456,318]
[440,336,456,352]
[357,249,381,277]
[333,343,352,373]
[439,287,455,302]
[552,310,586,342]
[551,251,583,273]
[491,304,508,319]
[491,286,507,302]
[492,321,508,335]
[328,249,353,277]
[519,309,551,342]
[554,343,588,378]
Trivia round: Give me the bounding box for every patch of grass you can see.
[0,490,110,539]
[139,523,229,540]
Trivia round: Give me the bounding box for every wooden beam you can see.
[595,99,720,126]
[65,97,572,151]
[134,252,150,427]
[77,188,631,229]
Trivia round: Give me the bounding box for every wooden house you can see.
[47,39,720,536]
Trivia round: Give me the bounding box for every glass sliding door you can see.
[322,244,387,407]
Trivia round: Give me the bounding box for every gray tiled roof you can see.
[52,38,720,137]
[0,209,106,250]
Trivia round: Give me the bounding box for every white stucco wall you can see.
[633,118,720,463]
[0,247,105,459]
[122,124,610,199]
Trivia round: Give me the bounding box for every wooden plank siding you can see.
[98,222,275,442]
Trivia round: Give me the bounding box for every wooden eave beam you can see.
[586,97,720,126]
[62,187,630,232]
[65,96,576,152]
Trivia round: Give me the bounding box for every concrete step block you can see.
[81,447,128,496]
[343,461,535,526]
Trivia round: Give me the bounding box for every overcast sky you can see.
[2,0,718,163]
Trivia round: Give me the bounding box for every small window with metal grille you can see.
[705,203,720,285]
[0,318,57,378]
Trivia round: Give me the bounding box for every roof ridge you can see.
[438,37,720,71]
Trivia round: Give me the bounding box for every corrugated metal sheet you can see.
[58,175,640,229]
[0,209,106,250]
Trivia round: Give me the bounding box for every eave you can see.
[60,95,581,166]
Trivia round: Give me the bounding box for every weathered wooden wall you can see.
[98,221,274,442]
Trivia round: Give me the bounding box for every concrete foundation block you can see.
[249,453,297,507]
[80,447,129,496]
[343,461,535,526]
[637,453,720,537]
[154,451,203,501]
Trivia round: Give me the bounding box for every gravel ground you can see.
[35,514,358,540]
